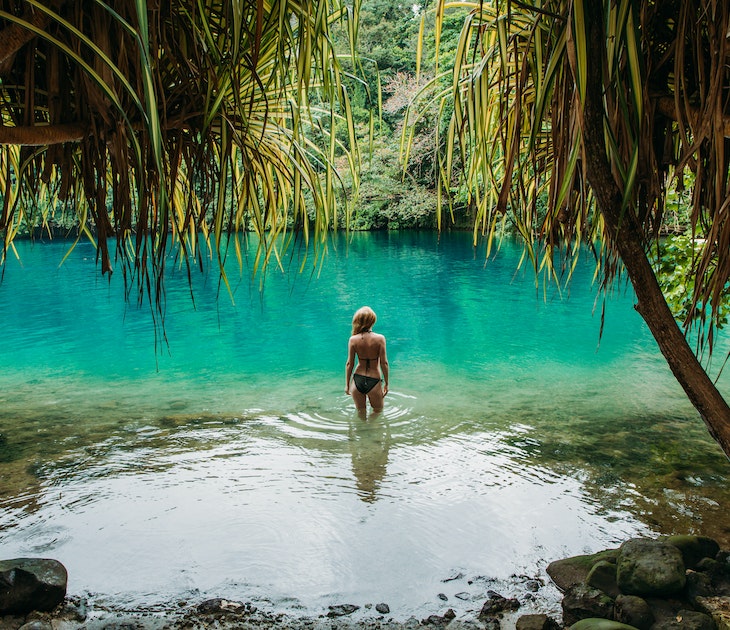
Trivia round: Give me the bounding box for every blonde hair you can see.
[352,306,377,335]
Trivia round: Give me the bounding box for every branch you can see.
[655,95,730,139]
[0,123,86,145]
[0,5,50,73]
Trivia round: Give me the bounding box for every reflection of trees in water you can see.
[504,413,730,549]
[349,412,391,503]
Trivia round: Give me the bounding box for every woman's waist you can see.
[354,367,380,377]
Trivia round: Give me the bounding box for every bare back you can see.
[350,331,386,376]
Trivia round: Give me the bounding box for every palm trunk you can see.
[582,4,730,458]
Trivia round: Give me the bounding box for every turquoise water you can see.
[0,231,728,619]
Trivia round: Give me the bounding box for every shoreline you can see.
[0,571,565,630]
[3,534,729,629]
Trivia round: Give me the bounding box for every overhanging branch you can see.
[0,123,86,145]
[655,95,730,139]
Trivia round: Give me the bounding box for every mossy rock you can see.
[661,535,721,570]
[569,619,640,630]
[547,549,620,592]
[587,561,620,598]
[616,539,686,597]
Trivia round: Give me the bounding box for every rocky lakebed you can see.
[1,535,729,630]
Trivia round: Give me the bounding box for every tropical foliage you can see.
[405,0,730,455]
[0,0,360,315]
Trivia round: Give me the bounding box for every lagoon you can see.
[0,231,727,620]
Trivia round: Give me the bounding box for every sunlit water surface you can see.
[0,232,728,620]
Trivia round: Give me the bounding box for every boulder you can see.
[614,594,655,630]
[516,613,560,630]
[617,539,686,597]
[569,620,641,630]
[685,571,716,603]
[662,537,721,571]
[588,561,620,598]
[562,583,615,627]
[548,550,620,592]
[695,559,729,582]
[0,559,67,615]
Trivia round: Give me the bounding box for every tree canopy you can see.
[0,0,360,313]
[406,0,730,455]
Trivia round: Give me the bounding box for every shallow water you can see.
[0,231,728,619]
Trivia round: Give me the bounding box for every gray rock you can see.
[569,621,643,630]
[648,609,716,630]
[0,558,67,615]
[588,561,620,598]
[375,602,390,614]
[561,583,615,627]
[694,596,730,629]
[18,621,53,630]
[685,571,716,603]
[614,594,654,630]
[695,558,728,582]
[515,613,560,630]
[421,608,456,625]
[661,536,721,571]
[326,604,360,617]
[548,550,620,592]
[196,598,246,614]
[478,591,520,619]
[617,539,686,597]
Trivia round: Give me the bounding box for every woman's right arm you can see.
[380,337,389,396]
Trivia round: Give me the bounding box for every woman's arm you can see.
[345,336,356,394]
[380,337,389,396]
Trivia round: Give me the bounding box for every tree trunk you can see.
[581,4,730,458]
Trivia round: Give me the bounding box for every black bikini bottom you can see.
[353,374,381,394]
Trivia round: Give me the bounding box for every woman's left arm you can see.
[345,337,356,394]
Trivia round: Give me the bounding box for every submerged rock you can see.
[478,590,520,619]
[616,539,686,597]
[327,603,360,617]
[0,558,67,615]
[421,608,456,625]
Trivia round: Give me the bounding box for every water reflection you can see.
[348,411,392,503]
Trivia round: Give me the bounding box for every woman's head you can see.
[352,306,377,335]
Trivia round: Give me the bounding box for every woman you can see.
[345,306,389,412]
